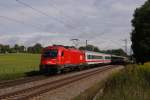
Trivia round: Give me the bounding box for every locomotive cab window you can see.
[42,49,58,58]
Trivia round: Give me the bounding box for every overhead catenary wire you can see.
[0,1,129,51]
[0,2,47,31]
[16,0,50,17]
[16,0,73,28]
[47,0,74,28]
[0,0,75,36]
[0,15,44,31]
[16,0,103,34]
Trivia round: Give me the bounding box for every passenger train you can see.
[40,45,127,73]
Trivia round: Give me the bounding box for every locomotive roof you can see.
[44,45,84,53]
[45,45,76,49]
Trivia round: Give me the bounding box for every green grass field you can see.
[0,53,41,80]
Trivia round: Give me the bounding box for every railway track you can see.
[0,70,79,89]
[0,65,117,100]
[0,76,47,89]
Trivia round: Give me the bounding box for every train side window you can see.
[88,55,93,59]
[92,55,94,59]
[61,51,64,57]
[105,56,111,59]
[99,56,102,59]
[88,55,89,59]
[87,55,90,59]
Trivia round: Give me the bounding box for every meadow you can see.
[0,53,41,80]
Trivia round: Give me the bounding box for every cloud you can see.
[0,0,146,51]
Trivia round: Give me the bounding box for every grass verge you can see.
[97,63,150,100]
[73,79,106,100]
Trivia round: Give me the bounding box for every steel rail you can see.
[0,76,47,89]
[0,65,117,100]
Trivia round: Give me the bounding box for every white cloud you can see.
[0,0,146,50]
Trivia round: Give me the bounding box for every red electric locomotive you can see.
[40,45,127,74]
[40,45,85,73]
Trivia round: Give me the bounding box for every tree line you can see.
[0,43,43,54]
[0,43,127,56]
[79,45,127,56]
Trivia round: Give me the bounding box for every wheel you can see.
[39,65,45,74]
[56,68,62,74]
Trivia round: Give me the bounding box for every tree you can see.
[102,49,127,57]
[33,43,43,53]
[27,47,33,53]
[0,44,10,53]
[79,45,101,52]
[14,44,20,53]
[19,46,26,53]
[4,45,10,53]
[27,43,43,53]
[0,44,3,53]
[131,0,150,64]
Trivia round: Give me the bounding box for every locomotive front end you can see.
[39,47,61,74]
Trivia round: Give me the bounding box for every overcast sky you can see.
[0,0,146,52]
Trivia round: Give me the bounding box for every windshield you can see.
[42,49,58,58]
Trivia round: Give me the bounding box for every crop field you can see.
[0,53,41,80]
